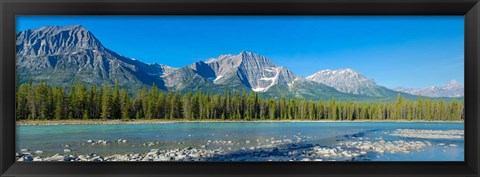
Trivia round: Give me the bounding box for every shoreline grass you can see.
[16,119,464,125]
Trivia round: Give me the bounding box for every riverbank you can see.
[16,119,464,125]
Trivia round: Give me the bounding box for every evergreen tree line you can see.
[16,82,464,121]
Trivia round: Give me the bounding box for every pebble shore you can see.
[389,129,464,139]
[16,139,445,162]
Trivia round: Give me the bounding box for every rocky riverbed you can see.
[16,137,448,162]
[16,128,464,162]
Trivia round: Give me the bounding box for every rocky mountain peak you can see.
[447,80,459,85]
[201,51,298,92]
[445,80,462,89]
[239,50,257,58]
[306,68,379,96]
[307,68,373,83]
[205,51,269,64]
[238,51,275,67]
[16,24,104,57]
[36,24,87,33]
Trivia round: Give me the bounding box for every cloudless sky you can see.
[16,16,464,88]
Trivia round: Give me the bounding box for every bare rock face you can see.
[204,53,242,83]
[162,67,211,90]
[205,51,299,92]
[16,25,104,57]
[16,25,167,90]
[188,61,216,80]
[162,51,300,93]
[391,80,464,98]
[306,69,380,96]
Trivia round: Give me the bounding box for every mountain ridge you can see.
[391,80,464,98]
[15,25,463,101]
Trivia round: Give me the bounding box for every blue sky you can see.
[16,16,464,88]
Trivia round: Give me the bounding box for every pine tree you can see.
[16,84,30,120]
[100,84,111,120]
[53,87,65,120]
[120,89,131,120]
[111,80,121,119]
[146,83,158,119]
[89,85,98,119]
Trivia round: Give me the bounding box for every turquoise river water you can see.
[16,122,464,161]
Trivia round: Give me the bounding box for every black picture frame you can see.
[1,0,479,176]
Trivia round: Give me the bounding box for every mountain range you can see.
[15,25,463,101]
[391,80,464,98]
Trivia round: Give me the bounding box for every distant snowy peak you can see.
[391,80,464,98]
[306,69,373,81]
[444,80,462,90]
[306,68,378,95]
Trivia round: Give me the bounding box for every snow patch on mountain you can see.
[252,67,280,92]
[213,75,223,82]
